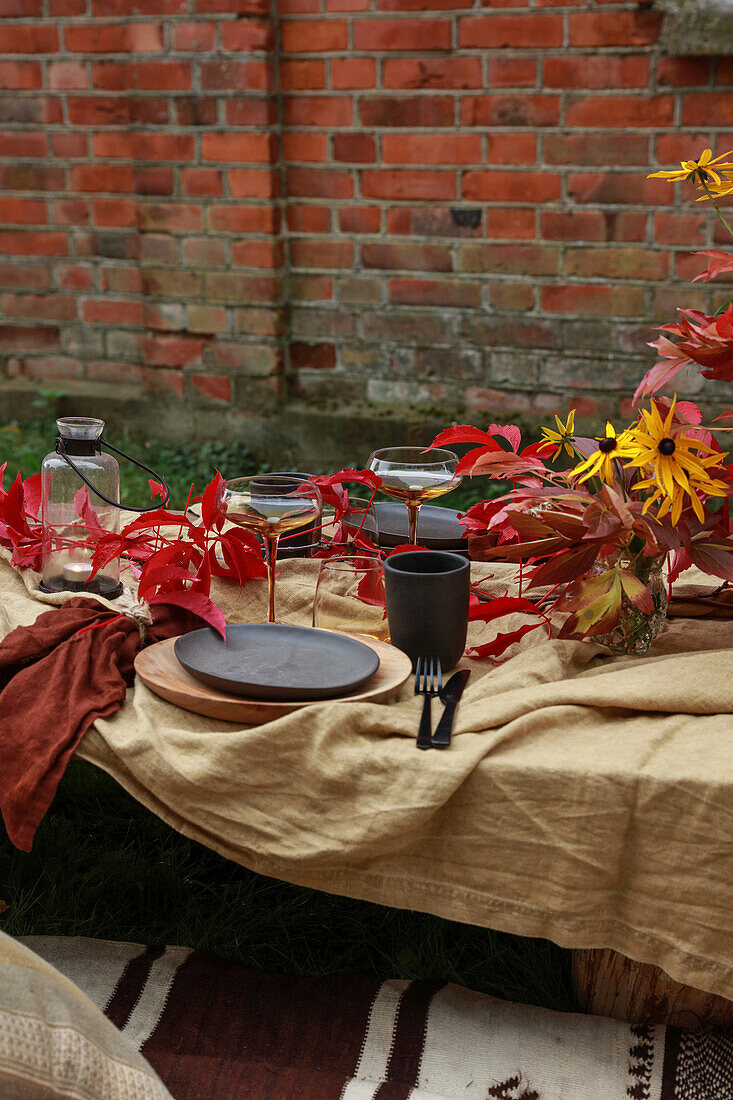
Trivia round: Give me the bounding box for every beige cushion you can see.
[0,930,172,1100]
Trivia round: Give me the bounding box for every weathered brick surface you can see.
[0,0,732,458]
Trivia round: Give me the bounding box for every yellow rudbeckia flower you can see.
[648,148,733,188]
[625,399,729,525]
[538,409,576,461]
[571,422,634,485]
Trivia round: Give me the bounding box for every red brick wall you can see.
[0,0,732,457]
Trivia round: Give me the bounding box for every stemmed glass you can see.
[218,475,322,623]
[367,447,461,546]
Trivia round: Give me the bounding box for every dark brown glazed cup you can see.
[384,550,470,670]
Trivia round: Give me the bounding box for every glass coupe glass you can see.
[219,474,322,623]
[313,556,388,640]
[367,446,461,546]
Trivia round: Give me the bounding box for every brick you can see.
[208,204,277,232]
[93,133,195,161]
[487,133,536,164]
[331,59,376,89]
[0,198,47,225]
[541,285,645,316]
[143,334,206,367]
[283,133,329,162]
[362,170,455,200]
[138,204,202,232]
[140,235,178,264]
[0,165,65,191]
[284,97,353,127]
[67,97,131,126]
[0,323,61,352]
[0,0,41,12]
[65,24,164,52]
[91,61,192,92]
[383,134,480,165]
[0,96,61,125]
[460,13,561,47]
[280,60,326,91]
[654,213,706,246]
[565,247,668,281]
[463,171,559,202]
[204,271,279,302]
[282,19,348,51]
[383,57,482,89]
[194,0,267,13]
[182,169,224,197]
[201,133,274,164]
[0,263,50,289]
[180,97,219,126]
[567,173,655,206]
[51,133,87,158]
[92,199,137,227]
[290,238,353,268]
[362,241,452,272]
[339,206,380,233]
[202,59,272,92]
[48,62,87,90]
[56,262,94,289]
[544,56,650,89]
[489,57,536,87]
[488,283,534,311]
[187,305,228,334]
[142,304,186,333]
[487,208,535,241]
[541,210,605,242]
[683,94,733,126]
[378,0,471,8]
[191,374,232,402]
[288,205,330,232]
[0,130,45,157]
[8,355,84,382]
[221,20,272,50]
[102,266,143,294]
[0,62,42,90]
[212,342,278,373]
[173,22,218,50]
[2,293,77,321]
[2,26,58,53]
[387,206,482,237]
[184,236,228,265]
[566,96,674,129]
[461,95,559,127]
[354,19,451,50]
[70,165,134,193]
[654,133,718,163]
[231,240,282,267]
[362,310,453,342]
[228,169,278,198]
[290,275,334,301]
[286,167,353,199]
[544,132,649,167]
[459,243,557,275]
[82,299,144,325]
[569,10,663,47]
[388,278,480,307]
[333,133,376,163]
[290,341,337,370]
[52,199,89,225]
[144,368,184,396]
[134,168,174,196]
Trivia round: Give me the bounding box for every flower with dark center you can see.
[658,437,676,456]
[598,437,617,454]
[572,422,634,485]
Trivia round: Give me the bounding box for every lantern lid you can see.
[57,417,105,441]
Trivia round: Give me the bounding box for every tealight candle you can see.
[62,561,92,585]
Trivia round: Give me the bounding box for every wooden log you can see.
[571,948,733,1031]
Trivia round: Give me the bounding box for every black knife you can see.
[432,669,470,749]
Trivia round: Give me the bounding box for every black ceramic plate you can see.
[174,623,380,701]
[373,503,468,551]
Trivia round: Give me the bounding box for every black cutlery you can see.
[414,655,442,751]
[432,669,470,749]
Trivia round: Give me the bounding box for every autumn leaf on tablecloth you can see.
[691,250,733,283]
[466,592,549,659]
[147,589,227,639]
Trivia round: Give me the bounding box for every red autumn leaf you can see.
[691,250,733,284]
[469,449,547,479]
[527,542,600,588]
[310,469,380,517]
[149,479,168,501]
[356,567,386,607]
[467,622,545,659]
[147,589,227,639]
[619,570,654,613]
[487,422,522,451]
[74,486,107,538]
[427,425,504,452]
[201,470,225,530]
[23,473,42,518]
[688,535,733,582]
[468,592,546,623]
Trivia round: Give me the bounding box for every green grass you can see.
[0,762,575,1012]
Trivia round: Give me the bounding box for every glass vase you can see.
[594,552,668,656]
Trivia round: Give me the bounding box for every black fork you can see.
[414,655,442,751]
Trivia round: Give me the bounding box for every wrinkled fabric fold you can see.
[0,596,196,850]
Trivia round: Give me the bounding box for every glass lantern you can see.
[41,417,169,598]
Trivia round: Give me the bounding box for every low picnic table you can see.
[2,546,733,1029]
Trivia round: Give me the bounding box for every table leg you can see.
[571,948,733,1031]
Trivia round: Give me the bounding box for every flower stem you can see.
[700,177,733,239]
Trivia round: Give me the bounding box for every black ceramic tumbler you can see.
[384,550,470,670]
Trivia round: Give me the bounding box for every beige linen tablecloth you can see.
[3,552,733,1002]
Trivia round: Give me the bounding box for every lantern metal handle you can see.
[55,437,171,512]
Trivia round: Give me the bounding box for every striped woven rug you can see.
[22,936,733,1100]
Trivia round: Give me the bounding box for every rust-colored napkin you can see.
[0,597,198,851]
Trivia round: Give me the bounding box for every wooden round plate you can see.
[134,632,412,724]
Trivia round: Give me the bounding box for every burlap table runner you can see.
[3,550,733,1002]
